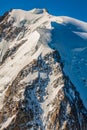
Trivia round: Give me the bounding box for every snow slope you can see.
[49,19,87,108]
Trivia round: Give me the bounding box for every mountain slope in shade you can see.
[0,9,87,130]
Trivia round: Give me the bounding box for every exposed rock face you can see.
[0,9,87,130]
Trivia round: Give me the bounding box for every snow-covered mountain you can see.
[0,9,87,130]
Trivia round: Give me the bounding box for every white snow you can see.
[0,31,40,87]
[60,16,87,32]
[20,72,38,84]
[0,115,16,130]
[40,72,47,79]
[73,31,87,40]
[8,9,49,27]
[0,40,9,62]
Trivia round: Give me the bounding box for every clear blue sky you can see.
[0,0,87,22]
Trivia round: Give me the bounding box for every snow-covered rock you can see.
[0,9,87,130]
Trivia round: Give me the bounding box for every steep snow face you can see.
[49,19,87,108]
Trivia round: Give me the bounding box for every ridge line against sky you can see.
[0,0,87,22]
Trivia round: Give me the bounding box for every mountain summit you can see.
[0,9,87,130]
